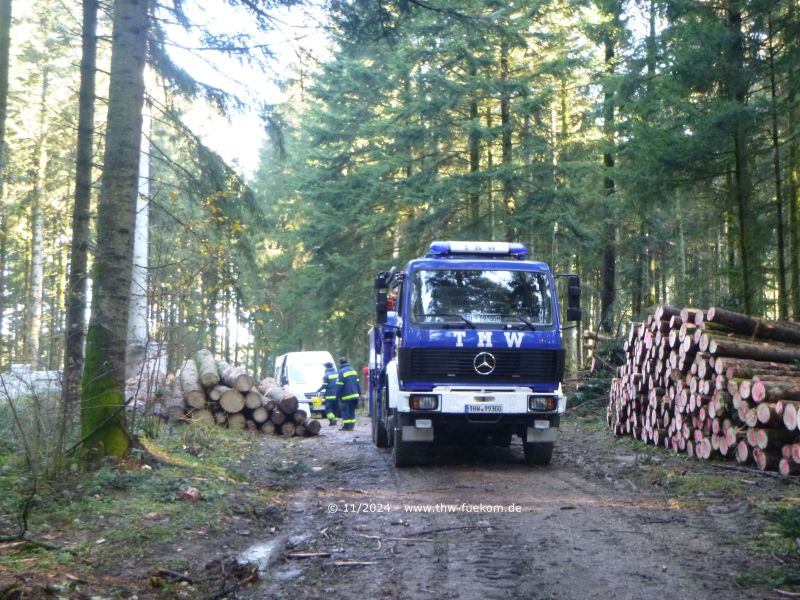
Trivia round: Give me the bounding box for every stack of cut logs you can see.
[163,349,321,437]
[607,306,800,476]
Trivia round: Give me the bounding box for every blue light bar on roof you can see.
[427,241,528,257]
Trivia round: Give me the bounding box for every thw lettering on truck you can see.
[452,331,525,348]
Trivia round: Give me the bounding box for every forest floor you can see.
[1,398,799,599]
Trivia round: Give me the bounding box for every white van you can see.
[274,351,336,416]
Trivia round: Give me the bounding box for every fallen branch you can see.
[154,568,193,583]
[354,533,433,543]
[286,551,331,559]
[0,536,73,553]
[0,541,26,554]
[707,463,800,484]
[404,524,491,537]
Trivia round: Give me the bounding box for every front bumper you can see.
[395,386,564,443]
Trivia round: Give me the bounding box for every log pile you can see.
[607,306,800,476]
[165,351,321,438]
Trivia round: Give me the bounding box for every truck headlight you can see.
[528,395,557,412]
[409,394,439,410]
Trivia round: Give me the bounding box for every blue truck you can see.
[368,241,581,467]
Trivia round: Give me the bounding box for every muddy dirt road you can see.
[240,414,778,600]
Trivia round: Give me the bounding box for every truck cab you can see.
[369,241,581,467]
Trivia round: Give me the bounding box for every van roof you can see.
[277,351,334,363]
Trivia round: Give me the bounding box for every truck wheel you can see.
[372,403,389,448]
[523,442,554,466]
[392,423,418,468]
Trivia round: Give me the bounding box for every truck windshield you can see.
[410,269,554,328]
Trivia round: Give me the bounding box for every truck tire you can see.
[392,422,418,468]
[523,442,554,466]
[372,397,390,448]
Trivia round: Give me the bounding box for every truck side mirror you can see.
[376,291,388,325]
[375,271,389,290]
[567,275,581,322]
[375,267,396,290]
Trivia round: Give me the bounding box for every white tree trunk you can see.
[126,99,150,383]
[25,70,49,369]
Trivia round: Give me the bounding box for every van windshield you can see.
[289,363,325,386]
[410,268,554,328]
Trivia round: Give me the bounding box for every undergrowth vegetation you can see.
[0,419,286,597]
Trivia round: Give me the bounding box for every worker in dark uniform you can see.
[316,361,339,426]
[336,356,360,431]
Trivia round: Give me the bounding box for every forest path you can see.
[235,413,777,600]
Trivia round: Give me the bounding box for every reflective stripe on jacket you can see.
[318,367,338,399]
[336,362,360,401]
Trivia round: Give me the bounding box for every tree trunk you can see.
[163,375,185,424]
[219,387,245,413]
[219,360,253,392]
[790,104,800,319]
[80,0,149,460]
[632,225,644,318]
[767,14,787,319]
[196,349,220,387]
[251,406,268,424]
[278,394,299,415]
[726,3,757,315]
[202,259,218,353]
[751,381,800,404]
[485,107,495,236]
[705,306,800,345]
[675,195,687,304]
[244,389,263,410]
[708,338,800,365]
[599,5,619,333]
[25,70,49,368]
[0,0,11,368]
[126,99,150,381]
[500,40,515,240]
[468,61,480,231]
[208,384,229,402]
[180,359,205,409]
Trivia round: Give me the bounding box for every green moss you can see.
[765,503,800,540]
[736,566,800,590]
[79,324,131,460]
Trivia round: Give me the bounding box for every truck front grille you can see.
[397,348,564,384]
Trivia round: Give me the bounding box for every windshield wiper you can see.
[504,314,538,330]
[451,314,476,329]
[417,313,476,329]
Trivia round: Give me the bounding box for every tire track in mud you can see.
[375,458,530,600]
[241,420,775,600]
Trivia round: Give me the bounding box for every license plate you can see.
[465,404,502,414]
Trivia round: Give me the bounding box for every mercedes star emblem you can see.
[473,352,496,375]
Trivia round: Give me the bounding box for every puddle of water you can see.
[272,568,303,582]
[240,541,277,571]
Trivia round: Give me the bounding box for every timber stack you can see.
[607,306,800,477]
[163,350,321,438]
